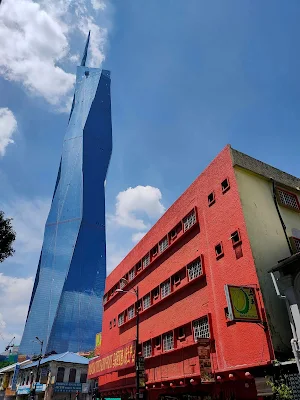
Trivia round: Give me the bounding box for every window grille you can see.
[143,294,151,310]
[161,280,171,298]
[128,305,135,320]
[143,341,152,358]
[118,312,125,326]
[120,279,126,289]
[142,254,150,268]
[159,237,168,253]
[193,316,210,341]
[278,189,300,210]
[163,332,174,351]
[187,258,202,280]
[129,268,135,281]
[183,210,196,232]
[294,238,300,253]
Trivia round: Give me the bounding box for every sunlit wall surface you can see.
[19,67,112,356]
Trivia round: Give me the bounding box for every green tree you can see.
[0,210,16,263]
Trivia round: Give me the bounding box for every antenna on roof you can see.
[81,31,91,67]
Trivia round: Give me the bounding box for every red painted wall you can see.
[98,145,273,390]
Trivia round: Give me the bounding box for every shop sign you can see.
[54,383,82,393]
[82,383,89,394]
[225,285,260,322]
[11,363,20,391]
[17,385,31,395]
[88,341,136,378]
[5,388,16,396]
[197,339,214,383]
[35,383,46,392]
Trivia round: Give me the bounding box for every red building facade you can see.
[89,146,282,400]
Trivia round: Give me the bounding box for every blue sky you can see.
[0,0,300,349]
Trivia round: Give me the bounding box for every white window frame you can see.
[143,341,152,358]
[163,332,174,352]
[159,236,169,253]
[161,280,171,299]
[143,293,151,310]
[187,258,203,281]
[128,305,135,320]
[118,312,125,327]
[193,316,210,341]
[142,254,150,268]
[129,268,135,281]
[183,210,196,232]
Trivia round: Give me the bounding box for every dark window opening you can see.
[136,300,142,311]
[178,327,185,338]
[224,307,230,319]
[215,243,224,259]
[56,367,65,383]
[69,368,76,383]
[80,373,87,384]
[208,192,215,206]
[155,336,161,347]
[109,321,112,329]
[221,178,230,193]
[152,287,159,299]
[151,245,158,257]
[173,273,181,285]
[231,230,241,245]
[136,261,142,272]
[113,318,116,327]
[170,228,177,239]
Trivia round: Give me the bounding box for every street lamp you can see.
[31,337,43,400]
[116,278,140,400]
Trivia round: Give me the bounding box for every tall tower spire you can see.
[81,31,91,67]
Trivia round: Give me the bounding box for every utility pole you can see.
[31,337,43,400]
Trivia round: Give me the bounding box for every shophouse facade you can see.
[88,145,300,400]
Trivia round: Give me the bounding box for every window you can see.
[278,189,300,211]
[221,178,230,193]
[103,294,107,304]
[80,373,87,383]
[170,228,177,239]
[56,367,65,383]
[208,192,215,206]
[113,318,116,327]
[231,230,241,245]
[118,312,125,326]
[129,268,135,281]
[193,316,210,341]
[128,305,135,320]
[151,245,158,257]
[215,243,223,259]
[143,293,151,310]
[152,287,159,299]
[183,210,196,232]
[178,327,185,338]
[161,280,171,298]
[187,258,203,280]
[136,300,142,311]
[142,254,150,268]
[143,341,152,358]
[163,332,174,351]
[69,368,76,383]
[173,273,181,285]
[159,236,168,253]
[136,261,142,272]
[109,321,112,329]
[120,278,126,289]
[155,336,161,348]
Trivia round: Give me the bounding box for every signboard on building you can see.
[54,383,82,393]
[95,332,102,356]
[88,341,136,378]
[11,363,20,391]
[225,285,260,322]
[197,339,214,383]
[17,386,31,395]
[35,383,46,392]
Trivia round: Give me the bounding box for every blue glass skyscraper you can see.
[19,35,112,355]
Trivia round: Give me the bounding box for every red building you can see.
[88,145,300,399]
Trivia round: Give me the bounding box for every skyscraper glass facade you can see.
[19,62,112,356]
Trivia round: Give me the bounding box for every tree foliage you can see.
[0,210,16,263]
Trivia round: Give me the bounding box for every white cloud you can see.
[113,186,165,230]
[91,0,106,11]
[0,0,109,108]
[132,232,147,243]
[69,54,80,63]
[0,274,33,346]
[2,197,50,257]
[0,108,17,156]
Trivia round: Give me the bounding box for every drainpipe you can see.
[270,272,300,374]
[271,179,293,255]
